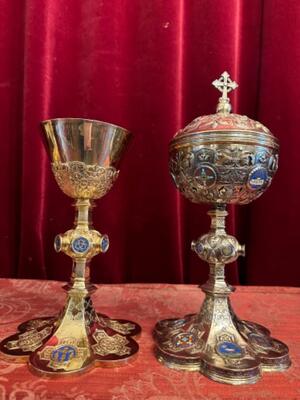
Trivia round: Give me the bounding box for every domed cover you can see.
[176,113,271,137]
[172,71,277,146]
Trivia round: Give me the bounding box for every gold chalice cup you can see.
[154,73,290,385]
[0,118,141,376]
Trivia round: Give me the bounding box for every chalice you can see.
[154,72,291,384]
[0,118,141,375]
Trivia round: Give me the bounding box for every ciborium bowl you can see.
[0,118,141,376]
[154,72,290,385]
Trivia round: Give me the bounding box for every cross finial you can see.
[212,72,238,114]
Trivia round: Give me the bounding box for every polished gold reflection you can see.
[42,118,131,199]
[42,118,131,167]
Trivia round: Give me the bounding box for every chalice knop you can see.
[154,73,290,384]
[0,118,141,375]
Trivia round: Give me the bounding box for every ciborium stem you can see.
[154,206,291,384]
[194,206,243,296]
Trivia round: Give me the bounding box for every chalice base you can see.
[0,289,141,376]
[154,292,290,385]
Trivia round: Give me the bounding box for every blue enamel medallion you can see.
[195,242,204,255]
[216,341,243,358]
[54,235,62,252]
[51,345,77,363]
[248,167,268,190]
[222,243,234,257]
[71,236,90,253]
[100,235,109,253]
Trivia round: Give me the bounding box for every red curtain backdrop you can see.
[0,0,300,286]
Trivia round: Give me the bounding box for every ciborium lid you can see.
[171,71,278,149]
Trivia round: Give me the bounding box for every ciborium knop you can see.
[0,118,141,376]
[154,72,291,384]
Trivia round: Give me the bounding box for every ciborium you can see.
[0,118,141,375]
[154,72,290,384]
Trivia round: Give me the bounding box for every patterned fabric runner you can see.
[0,279,299,399]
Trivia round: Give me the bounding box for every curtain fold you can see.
[0,0,299,286]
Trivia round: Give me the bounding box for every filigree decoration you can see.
[67,296,84,321]
[52,161,119,199]
[169,151,194,178]
[215,147,255,168]
[169,145,278,205]
[104,320,136,335]
[92,330,131,356]
[178,113,271,135]
[5,327,52,352]
[192,232,242,264]
[197,296,214,326]
[21,318,56,330]
[212,298,233,328]
[163,329,205,354]
[84,297,98,329]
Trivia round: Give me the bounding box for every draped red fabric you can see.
[0,0,299,286]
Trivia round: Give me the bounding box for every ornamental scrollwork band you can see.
[169,145,278,204]
[52,161,119,199]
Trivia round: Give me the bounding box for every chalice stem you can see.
[64,199,95,293]
[28,198,141,375]
[74,199,93,229]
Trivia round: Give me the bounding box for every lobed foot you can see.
[154,312,290,385]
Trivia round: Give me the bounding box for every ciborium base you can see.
[0,284,141,376]
[153,208,290,385]
[154,296,290,385]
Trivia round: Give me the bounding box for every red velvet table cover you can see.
[0,279,299,399]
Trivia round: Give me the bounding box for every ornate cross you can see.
[212,71,238,100]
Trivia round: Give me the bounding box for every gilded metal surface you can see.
[0,118,140,376]
[4,327,52,352]
[154,72,290,385]
[170,71,278,206]
[42,117,130,199]
[154,209,291,385]
[92,330,131,356]
[42,118,131,167]
[52,162,119,199]
[105,319,137,335]
[176,113,272,137]
[191,209,245,272]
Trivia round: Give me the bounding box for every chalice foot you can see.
[0,301,141,375]
[154,208,290,385]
